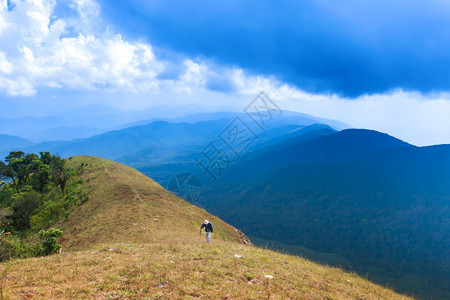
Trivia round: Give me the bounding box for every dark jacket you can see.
[200,222,213,233]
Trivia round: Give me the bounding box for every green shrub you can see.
[30,200,66,230]
[11,191,41,231]
[11,238,34,259]
[39,228,63,255]
[30,241,43,257]
[0,235,14,262]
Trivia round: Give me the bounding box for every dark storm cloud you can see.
[99,0,450,97]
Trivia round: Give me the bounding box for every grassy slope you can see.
[0,156,411,299]
[60,156,245,250]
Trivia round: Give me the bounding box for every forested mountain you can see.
[196,130,450,299]
[218,128,412,181]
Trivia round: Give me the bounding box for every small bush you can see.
[32,241,43,256]
[39,228,63,255]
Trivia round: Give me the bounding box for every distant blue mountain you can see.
[215,128,412,181]
[0,134,34,157]
[25,119,232,159]
[121,110,349,130]
[19,111,343,162]
[32,126,103,142]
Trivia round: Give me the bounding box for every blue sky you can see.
[1,0,450,145]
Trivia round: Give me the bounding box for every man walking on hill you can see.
[200,220,213,243]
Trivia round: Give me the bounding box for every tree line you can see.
[0,151,86,261]
[0,151,73,194]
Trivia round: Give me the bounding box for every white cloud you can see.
[0,76,35,96]
[0,51,12,73]
[0,0,165,95]
[71,0,100,20]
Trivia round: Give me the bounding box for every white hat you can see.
[204,220,209,224]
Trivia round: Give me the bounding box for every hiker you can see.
[200,220,213,243]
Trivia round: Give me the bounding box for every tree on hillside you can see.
[0,208,13,261]
[9,157,27,187]
[11,191,40,231]
[29,157,51,193]
[50,155,73,195]
[0,160,14,184]
[0,208,12,233]
[0,161,6,180]
[1,152,73,193]
[5,151,25,164]
[39,152,52,166]
[6,153,38,188]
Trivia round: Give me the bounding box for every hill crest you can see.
[60,156,248,250]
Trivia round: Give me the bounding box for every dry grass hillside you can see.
[0,156,412,299]
[60,156,247,250]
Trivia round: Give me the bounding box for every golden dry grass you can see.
[0,236,413,299]
[0,156,413,299]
